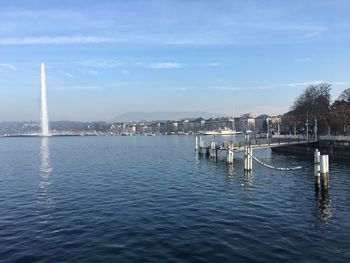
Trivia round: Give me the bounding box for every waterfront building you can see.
[239,113,256,132]
[255,114,270,133]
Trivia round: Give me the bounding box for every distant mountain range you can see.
[111,111,226,122]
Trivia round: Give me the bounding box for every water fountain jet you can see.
[40,62,50,136]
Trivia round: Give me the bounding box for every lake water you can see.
[0,136,350,262]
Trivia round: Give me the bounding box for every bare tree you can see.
[330,88,350,134]
[339,88,350,102]
[290,83,331,135]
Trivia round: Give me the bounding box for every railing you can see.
[272,134,306,140]
[220,137,308,150]
[319,135,350,142]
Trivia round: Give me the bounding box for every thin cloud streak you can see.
[52,86,98,91]
[0,36,114,45]
[75,59,121,68]
[205,62,221,67]
[284,80,350,87]
[213,86,270,91]
[0,63,17,70]
[148,62,184,69]
[60,71,73,78]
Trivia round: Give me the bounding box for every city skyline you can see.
[1,0,350,121]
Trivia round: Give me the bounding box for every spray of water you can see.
[40,62,50,136]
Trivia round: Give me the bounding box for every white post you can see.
[314,149,320,190]
[199,137,203,155]
[266,119,269,139]
[226,148,234,164]
[244,146,248,170]
[320,155,326,174]
[325,154,329,188]
[320,155,329,191]
[195,136,198,152]
[249,147,253,171]
[210,141,217,159]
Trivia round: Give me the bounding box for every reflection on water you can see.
[244,170,254,201]
[315,189,332,221]
[38,137,53,224]
[40,137,52,179]
[1,136,350,262]
[226,163,234,179]
[244,170,253,188]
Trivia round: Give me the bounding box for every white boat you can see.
[203,128,242,136]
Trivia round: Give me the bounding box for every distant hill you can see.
[111,111,226,122]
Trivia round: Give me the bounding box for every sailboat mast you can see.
[232,103,235,131]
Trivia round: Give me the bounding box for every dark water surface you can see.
[0,136,350,262]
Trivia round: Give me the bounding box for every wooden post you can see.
[314,149,320,191]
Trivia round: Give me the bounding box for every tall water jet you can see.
[40,62,50,136]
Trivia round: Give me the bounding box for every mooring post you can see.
[249,147,253,171]
[314,149,321,191]
[244,146,248,171]
[199,137,203,155]
[325,155,329,190]
[320,154,329,191]
[226,147,234,164]
[195,136,199,152]
[210,141,217,159]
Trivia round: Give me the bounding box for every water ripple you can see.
[0,136,350,262]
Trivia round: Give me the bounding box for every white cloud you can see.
[0,63,17,70]
[85,70,98,76]
[52,86,98,91]
[330,81,350,86]
[285,80,350,88]
[205,62,221,67]
[213,85,270,91]
[0,36,114,45]
[60,71,73,78]
[213,86,243,91]
[286,80,325,87]
[148,62,184,69]
[76,59,121,68]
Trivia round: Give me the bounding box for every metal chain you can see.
[247,151,306,171]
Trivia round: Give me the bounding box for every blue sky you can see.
[0,0,350,121]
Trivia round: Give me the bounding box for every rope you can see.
[247,151,306,171]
